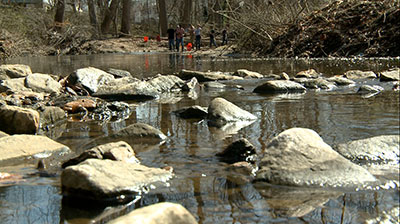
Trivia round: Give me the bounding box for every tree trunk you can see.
[101,0,120,34]
[182,0,192,28]
[120,0,131,35]
[54,0,65,31]
[158,0,168,36]
[88,0,98,27]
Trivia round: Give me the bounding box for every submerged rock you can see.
[379,68,400,81]
[112,123,167,141]
[343,70,377,80]
[255,128,377,188]
[62,141,139,168]
[207,97,257,127]
[253,80,306,93]
[39,106,66,127]
[0,105,39,134]
[173,105,208,119]
[217,138,257,164]
[293,78,335,89]
[0,64,32,80]
[61,159,173,201]
[179,69,243,82]
[108,202,197,224]
[335,135,399,163]
[357,85,384,93]
[0,135,69,162]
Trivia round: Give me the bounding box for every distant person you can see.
[221,28,228,45]
[167,26,175,50]
[209,28,217,48]
[189,24,195,45]
[175,25,185,52]
[194,25,202,50]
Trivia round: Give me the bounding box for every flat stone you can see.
[173,105,208,119]
[357,85,384,93]
[0,64,32,79]
[343,70,377,80]
[0,135,69,162]
[108,202,198,224]
[0,105,40,134]
[327,76,356,85]
[112,123,167,141]
[61,159,173,200]
[207,97,257,127]
[253,80,306,93]
[336,135,399,163]
[296,69,320,78]
[380,68,400,81]
[24,73,62,94]
[234,69,264,78]
[107,68,133,78]
[256,128,377,188]
[179,69,243,82]
[293,78,335,89]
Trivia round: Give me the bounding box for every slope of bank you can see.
[260,0,400,57]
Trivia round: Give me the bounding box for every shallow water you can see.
[1,54,400,223]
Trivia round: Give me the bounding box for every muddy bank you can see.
[261,0,400,57]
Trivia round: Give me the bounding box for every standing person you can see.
[209,27,217,48]
[189,24,195,45]
[194,24,202,50]
[221,28,228,45]
[175,25,185,52]
[167,26,175,51]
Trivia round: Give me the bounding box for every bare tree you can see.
[54,0,65,31]
[120,0,131,35]
[101,0,120,34]
[182,0,192,27]
[158,0,168,36]
[88,0,98,28]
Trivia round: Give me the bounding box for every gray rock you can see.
[173,105,208,119]
[343,70,377,80]
[62,141,139,168]
[0,64,32,80]
[24,73,62,94]
[255,128,377,188]
[61,159,173,200]
[108,202,198,224]
[280,72,290,80]
[379,68,400,82]
[0,105,40,134]
[146,75,184,92]
[207,98,257,127]
[234,69,264,78]
[293,78,335,89]
[179,69,243,82]
[39,106,66,127]
[67,67,114,94]
[216,138,257,163]
[365,206,399,224]
[0,130,8,138]
[204,81,226,89]
[357,85,384,93]
[253,80,306,93]
[112,123,167,141]
[0,135,69,162]
[94,78,159,100]
[327,76,356,85]
[107,68,132,78]
[181,77,200,92]
[296,69,320,78]
[0,78,31,93]
[336,135,399,163]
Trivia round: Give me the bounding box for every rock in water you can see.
[0,105,40,134]
[207,97,257,127]
[255,128,377,188]
[253,80,306,93]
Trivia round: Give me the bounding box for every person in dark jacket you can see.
[209,28,217,48]
[167,26,175,50]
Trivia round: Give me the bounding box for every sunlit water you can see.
[1,54,399,223]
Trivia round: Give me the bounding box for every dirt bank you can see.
[261,0,400,57]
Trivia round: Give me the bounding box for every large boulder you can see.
[62,141,139,168]
[67,67,114,94]
[234,69,264,79]
[108,202,198,224]
[343,70,377,80]
[255,128,377,188]
[207,98,257,127]
[24,73,62,94]
[0,64,32,80]
[0,135,69,162]
[0,78,31,93]
[335,135,399,163]
[61,159,173,200]
[253,80,306,93]
[179,69,243,82]
[0,105,40,134]
[379,68,400,82]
